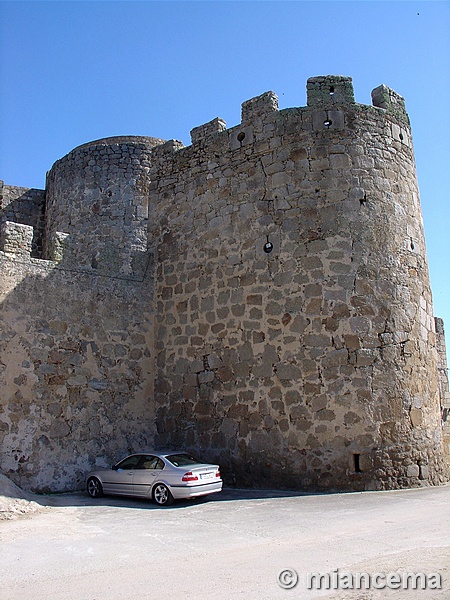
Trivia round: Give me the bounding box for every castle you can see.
[1,75,449,493]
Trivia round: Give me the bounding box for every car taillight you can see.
[216,470,221,478]
[182,471,199,482]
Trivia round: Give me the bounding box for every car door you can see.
[132,455,164,497]
[103,455,141,496]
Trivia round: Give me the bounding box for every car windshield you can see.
[165,453,202,467]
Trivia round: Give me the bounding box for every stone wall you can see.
[0,197,156,492]
[0,74,448,493]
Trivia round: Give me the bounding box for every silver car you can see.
[86,451,222,506]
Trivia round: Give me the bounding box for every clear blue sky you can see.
[1,1,449,356]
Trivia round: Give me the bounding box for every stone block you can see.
[198,370,214,385]
[276,363,302,380]
[310,395,328,412]
[410,407,423,427]
[312,109,344,131]
[406,464,420,478]
[322,349,348,368]
[329,153,351,169]
[356,348,378,366]
[419,465,429,480]
[49,419,71,438]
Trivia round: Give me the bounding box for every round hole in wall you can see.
[237,132,246,142]
[399,132,404,141]
[329,86,335,95]
[263,241,273,254]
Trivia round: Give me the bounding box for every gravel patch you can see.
[0,474,45,520]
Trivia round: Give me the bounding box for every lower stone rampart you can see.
[0,251,155,492]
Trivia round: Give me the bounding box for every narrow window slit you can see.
[353,453,362,473]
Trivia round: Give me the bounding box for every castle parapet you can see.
[241,91,279,124]
[371,84,409,125]
[1,221,34,256]
[190,117,227,145]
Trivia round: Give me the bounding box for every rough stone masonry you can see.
[1,75,449,492]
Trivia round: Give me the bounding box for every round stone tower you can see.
[151,75,448,491]
[45,135,165,277]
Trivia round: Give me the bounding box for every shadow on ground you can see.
[1,468,322,517]
[35,486,315,511]
[7,472,447,516]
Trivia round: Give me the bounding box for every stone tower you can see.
[0,75,448,492]
[150,75,448,490]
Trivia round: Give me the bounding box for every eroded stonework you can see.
[0,75,448,492]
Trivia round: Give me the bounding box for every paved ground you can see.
[0,484,449,600]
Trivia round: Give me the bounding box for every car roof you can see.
[122,451,192,458]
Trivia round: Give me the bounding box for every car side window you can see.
[115,455,141,470]
[137,455,164,470]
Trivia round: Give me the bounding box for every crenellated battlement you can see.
[0,77,419,273]
[160,76,410,151]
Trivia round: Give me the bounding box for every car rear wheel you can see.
[87,477,103,498]
[153,483,173,506]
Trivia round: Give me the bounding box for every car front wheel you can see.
[153,483,173,506]
[87,477,103,498]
